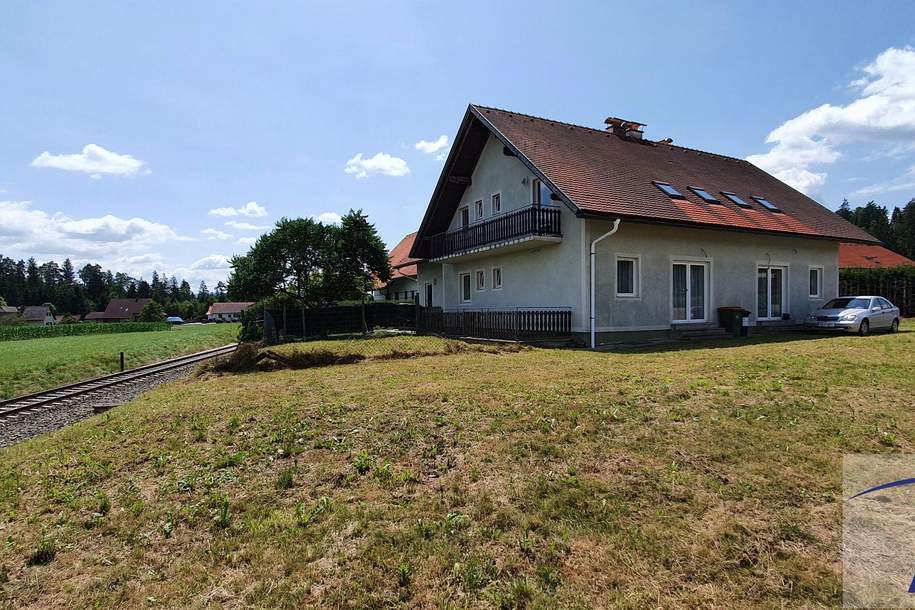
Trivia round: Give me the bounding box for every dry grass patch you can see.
[0,325,913,608]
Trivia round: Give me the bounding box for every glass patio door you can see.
[757,266,785,320]
[672,262,707,322]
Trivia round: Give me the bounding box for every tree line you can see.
[0,255,230,320]
[837,197,915,259]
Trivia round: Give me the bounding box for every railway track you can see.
[0,343,237,422]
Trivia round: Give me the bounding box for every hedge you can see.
[0,322,170,342]
[840,265,915,316]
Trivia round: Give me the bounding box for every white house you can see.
[207,302,254,322]
[410,105,879,345]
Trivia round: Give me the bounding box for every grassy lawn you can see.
[0,323,239,399]
[1,323,914,608]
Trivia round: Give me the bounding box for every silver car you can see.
[805,296,901,335]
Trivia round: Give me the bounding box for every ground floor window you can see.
[460,273,472,303]
[672,261,708,322]
[616,256,639,297]
[491,266,502,290]
[808,266,822,298]
[758,265,787,319]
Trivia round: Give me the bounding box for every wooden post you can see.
[120,351,125,372]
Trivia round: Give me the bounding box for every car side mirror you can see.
[871,307,881,312]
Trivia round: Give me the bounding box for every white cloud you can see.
[415,135,449,154]
[225,220,268,231]
[235,236,257,246]
[0,200,177,260]
[315,212,342,225]
[201,228,232,240]
[208,201,268,217]
[189,254,232,270]
[344,152,410,179]
[31,144,145,178]
[747,46,915,195]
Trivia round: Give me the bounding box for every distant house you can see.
[373,232,420,302]
[18,305,56,326]
[0,306,18,320]
[85,298,152,322]
[839,243,914,269]
[206,302,254,322]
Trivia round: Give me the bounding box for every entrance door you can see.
[672,262,707,322]
[425,283,433,307]
[757,266,786,320]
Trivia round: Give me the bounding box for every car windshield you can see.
[824,298,870,309]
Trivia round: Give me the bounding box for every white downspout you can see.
[590,219,621,349]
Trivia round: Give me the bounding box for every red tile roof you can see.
[377,232,418,288]
[839,243,915,269]
[207,302,254,315]
[437,106,878,245]
[85,298,152,320]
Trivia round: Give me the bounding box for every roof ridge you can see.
[471,104,749,164]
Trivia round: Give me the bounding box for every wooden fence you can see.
[418,307,572,340]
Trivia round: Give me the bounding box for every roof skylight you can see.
[721,192,752,208]
[752,196,781,212]
[653,181,685,199]
[688,186,720,204]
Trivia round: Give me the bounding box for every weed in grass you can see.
[397,562,412,588]
[214,451,245,469]
[352,450,373,474]
[536,564,561,592]
[26,537,56,566]
[162,513,175,538]
[275,467,295,490]
[295,496,330,528]
[456,555,496,592]
[213,497,231,530]
[493,577,536,609]
[227,416,241,435]
[95,491,111,516]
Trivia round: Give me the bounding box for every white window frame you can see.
[531,178,541,205]
[474,199,484,220]
[459,272,472,303]
[475,269,486,291]
[808,265,823,299]
[491,266,503,290]
[614,254,641,299]
[491,191,502,215]
[756,262,790,321]
[459,205,469,229]
[670,257,712,324]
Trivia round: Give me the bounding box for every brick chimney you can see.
[605,116,646,140]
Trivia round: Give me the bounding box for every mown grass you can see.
[0,323,239,399]
[0,323,913,608]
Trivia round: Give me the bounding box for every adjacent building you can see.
[373,232,420,302]
[0,304,56,325]
[839,243,914,269]
[410,105,879,344]
[84,298,152,322]
[206,302,254,322]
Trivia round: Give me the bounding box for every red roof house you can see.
[374,232,420,302]
[84,298,152,322]
[206,302,254,321]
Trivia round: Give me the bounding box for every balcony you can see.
[427,204,562,261]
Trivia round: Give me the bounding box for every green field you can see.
[0,323,913,608]
[0,323,239,399]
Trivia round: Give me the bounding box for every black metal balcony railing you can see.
[427,204,561,259]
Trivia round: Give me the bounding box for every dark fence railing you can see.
[265,303,417,343]
[418,307,572,340]
[428,205,561,259]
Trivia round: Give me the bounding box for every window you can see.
[808,266,822,298]
[491,192,501,214]
[615,256,639,297]
[653,181,686,199]
[459,206,469,228]
[475,269,486,291]
[672,261,708,322]
[474,199,484,219]
[688,186,720,204]
[425,283,433,307]
[460,273,471,303]
[531,178,552,205]
[721,192,752,208]
[752,196,781,212]
[879,297,893,310]
[491,266,503,290]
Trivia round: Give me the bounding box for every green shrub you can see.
[0,321,170,342]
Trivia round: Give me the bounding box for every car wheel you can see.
[858,319,870,336]
[890,318,900,333]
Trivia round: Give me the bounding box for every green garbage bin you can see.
[718,306,750,337]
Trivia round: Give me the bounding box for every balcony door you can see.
[757,266,787,320]
[672,261,708,323]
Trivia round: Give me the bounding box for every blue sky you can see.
[2,1,915,287]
